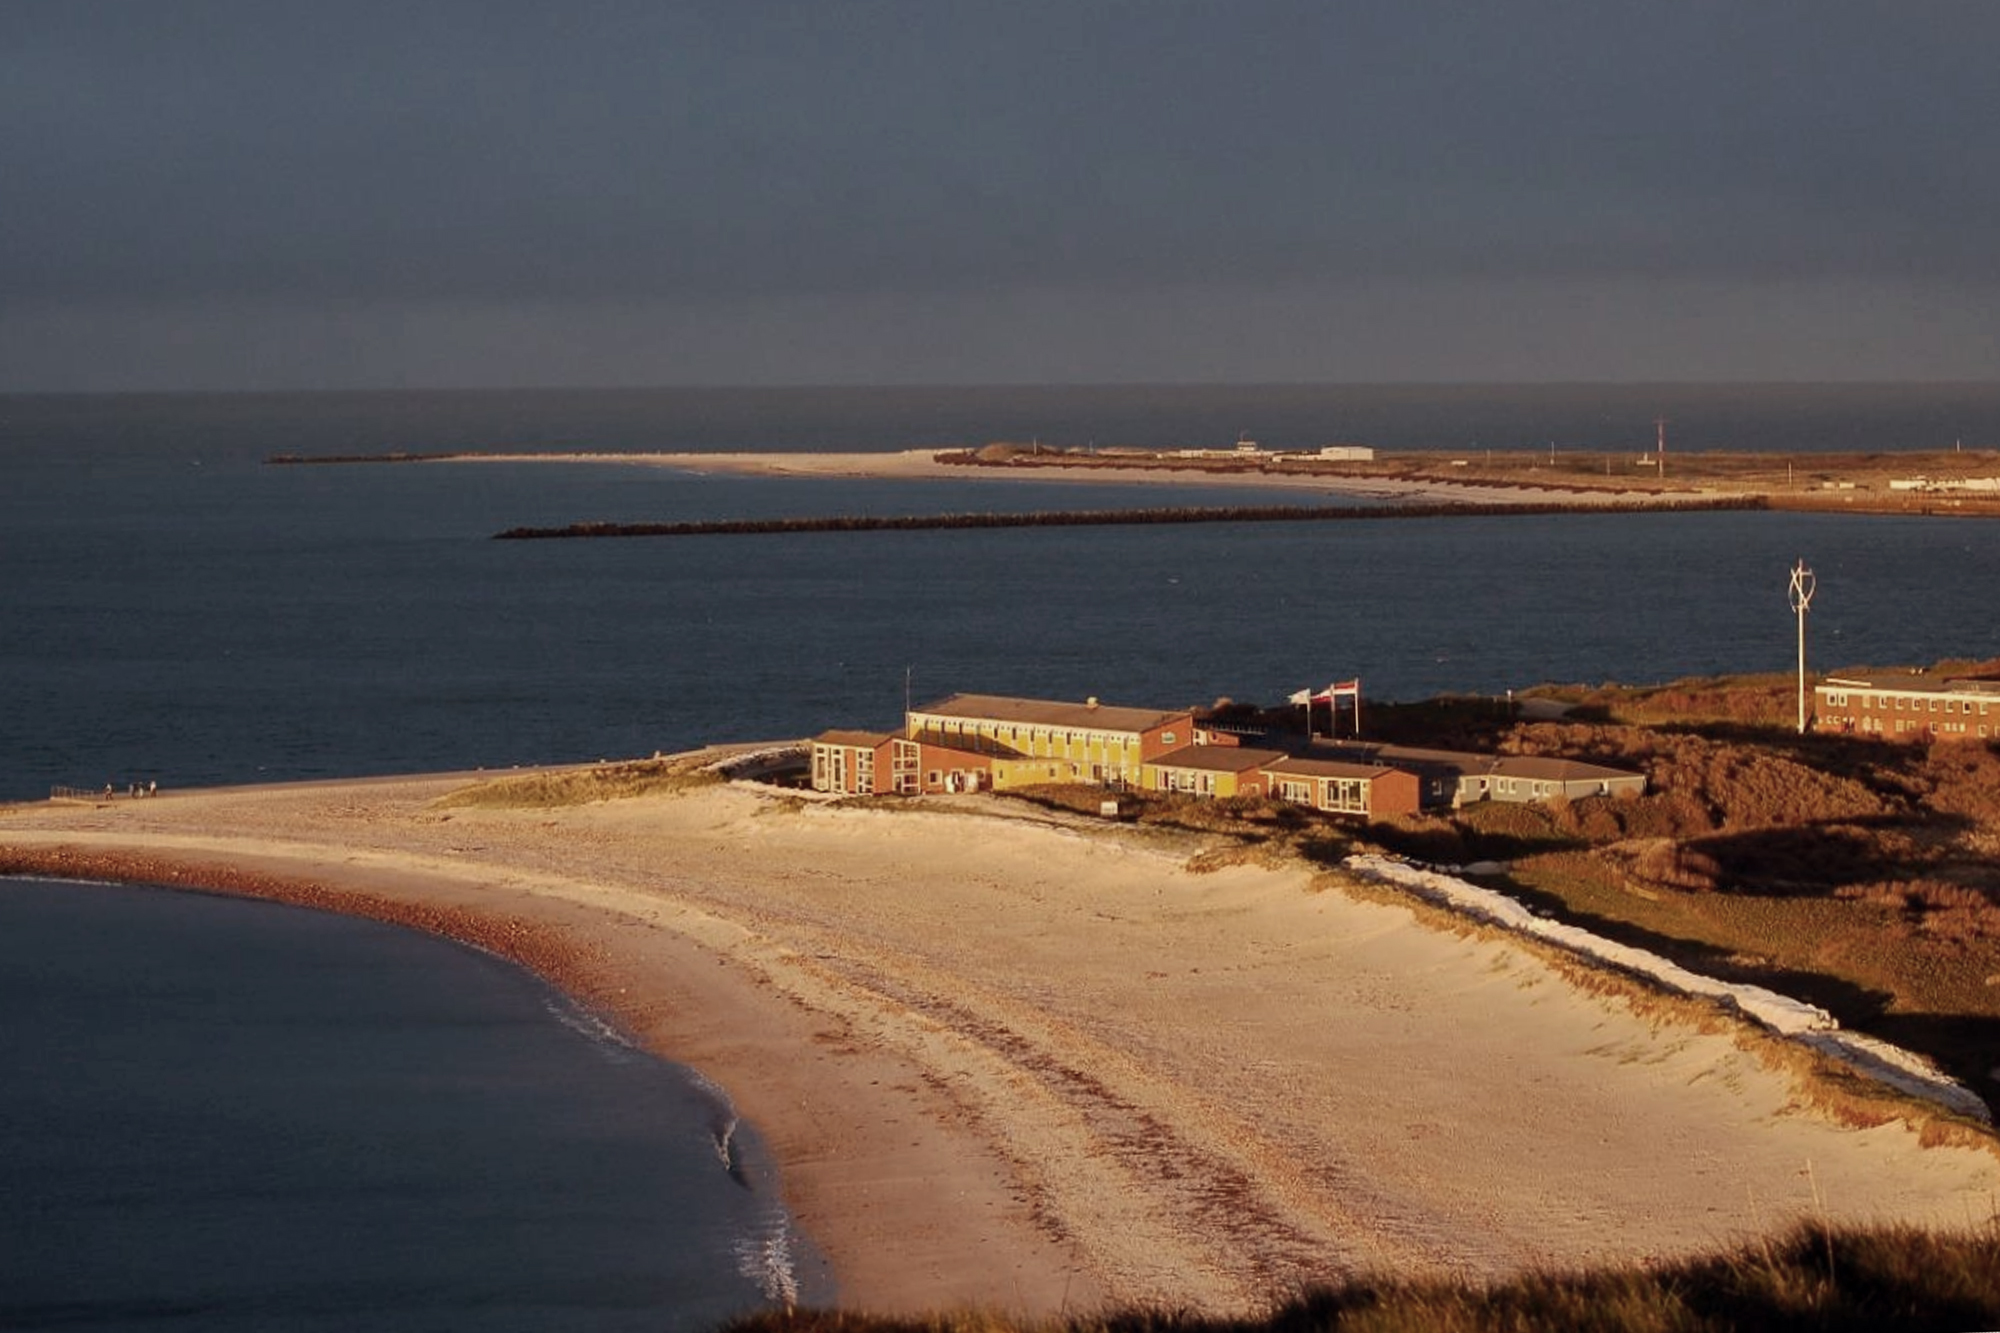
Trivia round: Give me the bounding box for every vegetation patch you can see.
[723,1221,2000,1333]
[432,757,723,809]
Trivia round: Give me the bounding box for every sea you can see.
[3,382,2000,1327]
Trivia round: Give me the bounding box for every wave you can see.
[538,993,639,1065]
[733,1212,802,1311]
[683,1067,751,1187]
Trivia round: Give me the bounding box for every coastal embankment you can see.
[493,495,1759,541]
[5,766,1997,1315]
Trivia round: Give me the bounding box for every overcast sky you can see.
[4,1,1997,390]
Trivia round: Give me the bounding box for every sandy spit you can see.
[450,448,1711,507]
[4,772,1996,1316]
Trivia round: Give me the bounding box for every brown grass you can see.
[431,756,723,809]
[724,1220,2000,1333]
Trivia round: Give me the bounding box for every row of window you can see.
[1886,719,1989,736]
[1823,692,1993,716]
[1272,775,1370,813]
[914,718,1154,764]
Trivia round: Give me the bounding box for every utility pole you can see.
[1788,559,1815,734]
[1655,417,1668,480]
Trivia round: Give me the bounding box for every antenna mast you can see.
[1655,417,1668,480]
[1788,559,1816,734]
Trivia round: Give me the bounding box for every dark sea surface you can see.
[0,877,821,1330]
[6,384,2000,800]
[3,383,1999,1327]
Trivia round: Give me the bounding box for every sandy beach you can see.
[4,768,1997,1315]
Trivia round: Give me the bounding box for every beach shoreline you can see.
[5,767,1998,1314]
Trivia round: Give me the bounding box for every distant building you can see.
[1306,741,1645,809]
[1317,445,1376,462]
[1815,673,2000,740]
[1887,477,2000,493]
[1459,754,1648,805]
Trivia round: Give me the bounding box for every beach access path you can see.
[4,770,1996,1315]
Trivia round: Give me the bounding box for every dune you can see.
[3,768,1995,1314]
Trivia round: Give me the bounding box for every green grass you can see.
[723,1222,2000,1333]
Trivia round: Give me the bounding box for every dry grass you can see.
[431,756,723,809]
[724,1221,2000,1333]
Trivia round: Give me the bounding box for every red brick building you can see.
[1815,673,2000,740]
[1262,756,1421,817]
[809,730,994,795]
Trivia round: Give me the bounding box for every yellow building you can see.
[1142,745,1287,799]
[905,693,1195,789]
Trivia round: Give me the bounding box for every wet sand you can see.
[4,770,1997,1314]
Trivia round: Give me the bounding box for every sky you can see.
[4,1,1998,391]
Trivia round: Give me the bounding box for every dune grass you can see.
[724,1222,2000,1333]
[431,756,723,809]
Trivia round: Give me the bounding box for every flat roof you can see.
[1484,755,1643,782]
[911,693,1191,734]
[1263,755,1400,780]
[815,728,894,748]
[1149,745,1289,773]
[1307,740,1639,782]
[1822,672,2000,696]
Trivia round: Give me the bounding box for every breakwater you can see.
[268,451,470,465]
[493,496,1764,540]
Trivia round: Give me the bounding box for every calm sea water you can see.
[0,877,824,1330]
[3,383,1999,1326]
[5,384,2000,800]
